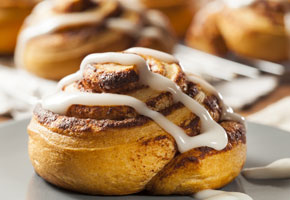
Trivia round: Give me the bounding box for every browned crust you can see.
[33,102,186,135]
[33,104,149,134]
[165,121,246,171]
[81,63,140,93]
[146,144,246,194]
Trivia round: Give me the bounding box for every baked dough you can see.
[27,48,246,195]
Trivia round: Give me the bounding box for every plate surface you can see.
[1,119,290,200]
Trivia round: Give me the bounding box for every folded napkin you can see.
[248,96,290,132]
[216,76,278,110]
[0,65,57,119]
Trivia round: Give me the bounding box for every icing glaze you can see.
[184,72,245,124]
[242,158,290,179]
[141,27,164,40]
[222,0,255,8]
[44,49,233,153]
[125,47,244,124]
[106,18,140,35]
[125,47,178,63]
[144,10,169,29]
[194,189,253,200]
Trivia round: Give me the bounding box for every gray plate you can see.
[1,119,290,200]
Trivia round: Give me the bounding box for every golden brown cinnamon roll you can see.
[138,0,196,37]
[186,0,290,61]
[0,0,40,54]
[27,47,246,195]
[15,0,175,80]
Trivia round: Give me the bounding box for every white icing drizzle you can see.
[125,47,178,63]
[144,10,169,29]
[194,189,253,200]
[222,0,255,8]
[44,49,231,153]
[192,0,224,33]
[56,71,82,91]
[57,48,178,89]
[242,158,290,179]
[184,72,245,124]
[141,27,164,40]
[43,91,226,153]
[106,18,140,35]
[125,47,244,124]
[118,0,145,12]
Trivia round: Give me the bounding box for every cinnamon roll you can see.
[27,47,246,195]
[186,0,290,61]
[138,0,196,37]
[15,0,175,80]
[0,0,40,54]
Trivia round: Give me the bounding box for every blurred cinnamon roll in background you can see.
[186,0,290,62]
[0,0,40,54]
[138,0,197,37]
[15,0,175,80]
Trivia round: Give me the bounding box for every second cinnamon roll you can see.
[15,0,175,80]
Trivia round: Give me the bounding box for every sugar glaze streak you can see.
[184,72,245,123]
[242,158,290,179]
[42,47,246,153]
[194,189,253,200]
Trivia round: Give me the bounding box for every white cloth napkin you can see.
[248,96,290,132]
[216,76,278,110]
[0,65,57,119]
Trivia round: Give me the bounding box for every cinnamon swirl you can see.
[186,0,290,61]
[27,47,246,195]
[15,0,175,80]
